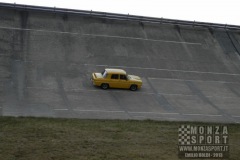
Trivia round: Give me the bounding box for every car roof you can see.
[105,68,126,74]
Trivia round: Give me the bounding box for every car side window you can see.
[102,70,107,78]
[111,74,119,79]
[120,75,127,80]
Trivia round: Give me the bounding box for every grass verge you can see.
[0,117,239,160]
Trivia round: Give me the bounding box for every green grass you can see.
[0,117,239,160]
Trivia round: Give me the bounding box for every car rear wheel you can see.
[130,84,137,91]
[101,83,109,90]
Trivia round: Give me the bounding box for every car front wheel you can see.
[101,83,109,90]
[130,84,138,91]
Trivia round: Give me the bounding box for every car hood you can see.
[93,73,103,79]
[128,75,142,82]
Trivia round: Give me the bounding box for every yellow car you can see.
[91,68,142,91]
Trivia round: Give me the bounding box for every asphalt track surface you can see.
[1,7,240,123]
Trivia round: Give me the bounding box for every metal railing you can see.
[0,2,240,30]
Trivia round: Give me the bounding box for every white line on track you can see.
[148,77,240,84]
[129,111,179,115]
[54,109,69,111]
[158,92,239,99]
[21,60,240,78]
[54,109,181,115]
[52,108,234,120]
[232,115,240,118]
[26,86,155,95]
[0,26,202,45]
[73,109,125,113]
[83,33,202,45]
[110,65,240,76]
[26,86,240,99]
[95,64,108,67]
[157,93,195,97]
[182,114,222,117]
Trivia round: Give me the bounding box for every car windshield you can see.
[102,70,107,78]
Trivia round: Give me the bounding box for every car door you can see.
[109,74,119,88]
[119,74,130,89]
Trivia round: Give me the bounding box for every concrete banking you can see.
[0,6,240,123]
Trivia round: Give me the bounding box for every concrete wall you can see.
[1,7,240,122]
